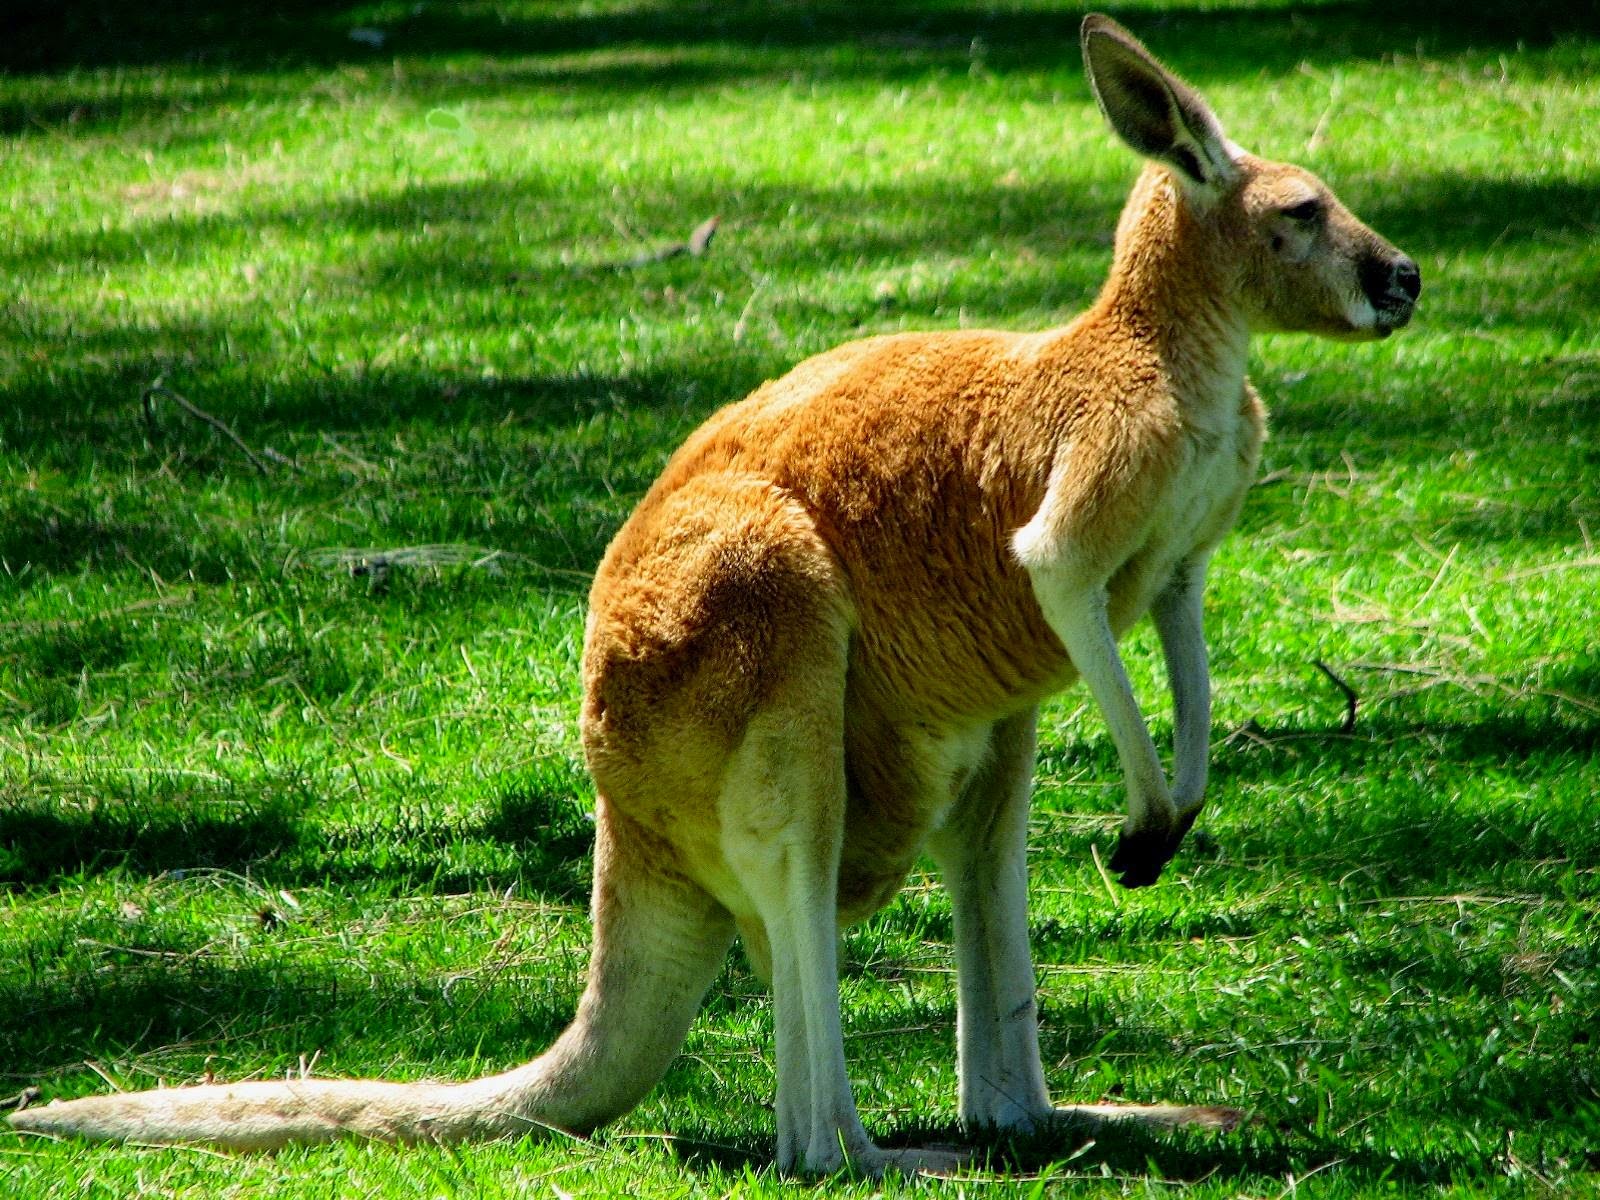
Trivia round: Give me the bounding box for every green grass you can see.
[3,1,1598,1195]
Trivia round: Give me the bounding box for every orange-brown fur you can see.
[583,251,1263,915]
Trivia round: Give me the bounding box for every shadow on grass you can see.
[1354,172,1600,257]
[0,170,1120,298]
[0,789,305,890]
[1025,708,1600,903]
[7,161,1594,289]
[0,354,714,590]
[1194,712,1600,886]
[7,0,1591,78]
[0,775,595,902]
[5,761,1591,1186]
[0,915,1543,1191]
[0,304,748,435]
[0,492,238,587]
[0,955,578,1080]
[4,160,1595,508]
[3,707,1594,904]
[660,1115,1497,1189]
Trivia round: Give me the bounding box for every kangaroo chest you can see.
[1102,386,1266,632]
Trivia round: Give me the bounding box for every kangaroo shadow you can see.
[660,1113,1495,1188]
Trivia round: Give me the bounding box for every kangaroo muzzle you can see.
[1361,252,1422,332]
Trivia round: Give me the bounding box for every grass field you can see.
[3,1,1598,1195]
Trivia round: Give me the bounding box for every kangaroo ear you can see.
[1080,14,1239,193]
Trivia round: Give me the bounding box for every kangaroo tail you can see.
[11,808,734,1149]
[9,1074,536,1149]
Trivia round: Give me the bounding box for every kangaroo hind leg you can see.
[928,709,1242,1141]
[719,638,965,1178]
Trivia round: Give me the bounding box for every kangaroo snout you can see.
[1361,252,1422,331]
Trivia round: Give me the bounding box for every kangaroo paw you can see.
[1109,807,1203,888]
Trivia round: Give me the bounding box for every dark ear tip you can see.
[1080,13,1130,45]
[1080,14,1147,68]
[1080,13,1114,51]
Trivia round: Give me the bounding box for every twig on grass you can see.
[141,378,294,475]
[1311,659,1359,733]
[1221,718,1293,751]
[1252,465,1297,488]
[300,544,510,575]
[0,1087,41,1114]
[621,214,720,267]
[566,215,722,274]
[1276,1156,1349,1197]
[732,277,767,343]
[612,1130,762,1163]
[296,544,594,592]
[1405,538,1461,616]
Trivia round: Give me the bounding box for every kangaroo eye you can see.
[1283,198,1324,223]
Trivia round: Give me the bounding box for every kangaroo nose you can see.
[1393,257,1421,303]
[1361,252,1421,315]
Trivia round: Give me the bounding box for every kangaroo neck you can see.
[1090,166,1252,405]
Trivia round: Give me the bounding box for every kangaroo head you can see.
[1081,14,1420,341]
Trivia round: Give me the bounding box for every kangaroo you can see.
[11,15,1418,1177]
